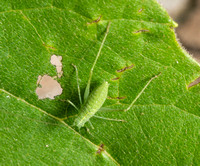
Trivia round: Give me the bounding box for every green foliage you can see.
[0,0,200,165]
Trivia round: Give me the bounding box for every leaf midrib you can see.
[0,88,120,166]
[2,88,200,165]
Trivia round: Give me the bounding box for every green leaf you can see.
[1,0,200,165]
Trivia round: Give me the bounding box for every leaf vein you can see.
[0,88,120,166]
[19,10,45,45]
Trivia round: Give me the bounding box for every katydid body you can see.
[69,22,112,129]
[66,21,161,129]
[74,82,109,129]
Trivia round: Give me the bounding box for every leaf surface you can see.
[0,0,200,165]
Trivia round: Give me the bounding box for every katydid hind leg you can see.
[84,22,111,103]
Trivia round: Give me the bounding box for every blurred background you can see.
[157,0,200,86]
[157,0,200,63]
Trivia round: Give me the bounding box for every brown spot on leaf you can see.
[117,64,134,73]
[188,77,200,88]
[50,55,63,78]
[138,8,144,13]
[108,96,126,100]
[36,75,63,99]
[133,29,150,34]
[87,15,102,25]
[112,77,120,81]
[96,144,104,154]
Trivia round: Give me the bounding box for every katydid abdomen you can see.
[74,81,109,129]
